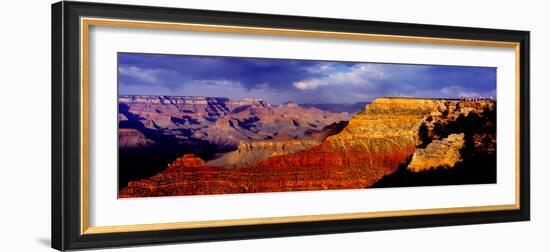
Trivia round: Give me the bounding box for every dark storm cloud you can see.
[118,52,496,104]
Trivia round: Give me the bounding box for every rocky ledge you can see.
[407,133,465,172]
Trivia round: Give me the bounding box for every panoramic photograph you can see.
[117,52,497,198]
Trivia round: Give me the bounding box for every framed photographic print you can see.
[52,1,530,250]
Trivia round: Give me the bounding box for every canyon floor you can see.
[118,96,496,198]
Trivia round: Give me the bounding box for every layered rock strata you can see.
[206,140,321,168]
[119,98,496,198]
[407,133,465,172]
[118,95,349,148]
[118,128,155,148]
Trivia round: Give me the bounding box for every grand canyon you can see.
[118,95,496,198]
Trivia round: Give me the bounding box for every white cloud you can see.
[440,85,481,98]
[401,85,495,99]
[304,63,335,74]
[293,64,385,90]
[173,79,299,105]
[118,66,244,91]
[294,80,321,90]
[254,82,270,89]
[118,65,166,83]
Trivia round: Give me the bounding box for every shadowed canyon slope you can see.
[119,97,496,198]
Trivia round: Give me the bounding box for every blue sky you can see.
[118,52,496,104]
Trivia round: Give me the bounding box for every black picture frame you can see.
[52,1,530,251]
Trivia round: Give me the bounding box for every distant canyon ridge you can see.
[118,95,496,197]
[118,95,358,189]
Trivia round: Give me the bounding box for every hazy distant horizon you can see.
[118,94,371,105]
[118,52,496,104]
[118,94,495,106]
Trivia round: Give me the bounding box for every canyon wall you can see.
[206,121,349,168]
[118,95,350,188]
[119,97,496,197]
[119,95,349,148]
[206,139,321,168]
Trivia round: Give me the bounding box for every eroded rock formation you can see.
[372,99,496,188]
[119,97,497,197]
[206,139,321,168]
[407,133,465,172]
[245,98,446,188]
[118,128,155,148]
[119,95,349,148]
[118,95,350,189]
[206,121,348,168]
[166,154,208,171]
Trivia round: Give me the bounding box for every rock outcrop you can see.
[246,98,443,188]
[118,128,155,148]
[206,121,348,168]
[407,133,465,172]
[371,99,497,188]
[166,154,208,171]
[206,139,321,168]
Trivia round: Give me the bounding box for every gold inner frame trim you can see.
[80,17,522,235]
[84,204,517,234]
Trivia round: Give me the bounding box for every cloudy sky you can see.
[118,52,496,105]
